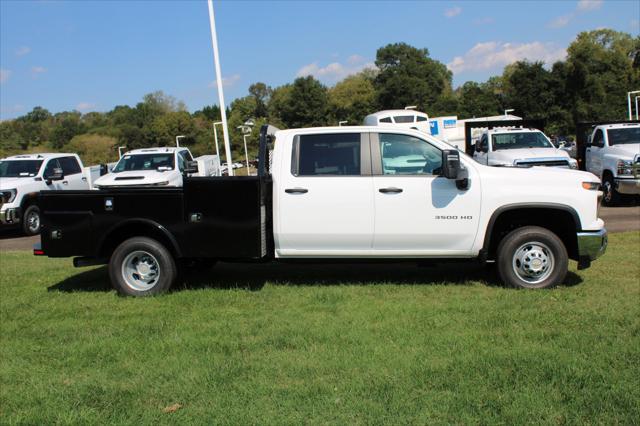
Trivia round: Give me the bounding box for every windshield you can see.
[113,153,174,173]
[0,160,43,178]
[491,132,553,151]
[607,127,640,145]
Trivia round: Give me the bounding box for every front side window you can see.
[393,115,415,124]
[379,117,392,123]
[491,131,553,151]
[607,127,640,145]
[113,153,175,173]
[416,116,428,122]
[0,160,43,178]
[592,129,604,147]
[59,157,81,175]
[43,159,61,176]
[296,133,361,176]
[379,133,442,175]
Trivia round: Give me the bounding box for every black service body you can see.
[38,127,275,264]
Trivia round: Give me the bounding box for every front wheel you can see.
[109,237,177,296]
[602,175,620,206]
[22,205,41,236]
[496,226,568,289]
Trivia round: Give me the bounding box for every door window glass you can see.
[379,133,442,175]
[393,115,415,123]
[59,157,82,175]
[592,129,604,147]
[379,117,392,123]
[416,116,428,122]
[296,133,361,176]
[177,153,186,172]
[43,159,61,176]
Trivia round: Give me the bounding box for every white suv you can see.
[585,123,640,205]
[0,153,89,234]
[474,128,578,169]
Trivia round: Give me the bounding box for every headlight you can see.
[569,159,578,169]
[617,160,634,175]
[0,189,17,204]
[582,182,600,191]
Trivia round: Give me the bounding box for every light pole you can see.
[627,90,640,120]
[176,135,186,147]
[504,109,514,116]
[207,0,233,175]
[213,121,222,158]
[635,96,639,120]
[404,105,417,110]
[338,120,348,126]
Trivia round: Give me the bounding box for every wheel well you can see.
[485,208,579,261]
[20,192,39,210]
[98,223,179,259]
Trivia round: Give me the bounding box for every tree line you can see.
[1,29,638,165]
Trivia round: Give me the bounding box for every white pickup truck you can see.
[93,147,219,189]
[36,125,607,295]
[474,128,578,169]
[0,153,98,235]
[585,123,640,205]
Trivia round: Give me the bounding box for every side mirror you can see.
[184,161,199,175]
[44,167,64,182]
[441,150,460,179]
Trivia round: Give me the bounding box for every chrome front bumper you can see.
[614,178,640,195]
[576,228,607,269]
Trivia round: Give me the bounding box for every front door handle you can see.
[285,188,308,194]
[379,187,403,194]
[62,181,69,185]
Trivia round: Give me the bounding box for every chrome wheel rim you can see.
[512,241,554,285]
[121,250,161,291]
[27,210,40,233]
[603,181,612,203]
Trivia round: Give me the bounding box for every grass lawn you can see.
[1,232,638,424]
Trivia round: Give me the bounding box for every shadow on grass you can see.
[47,261,584,293]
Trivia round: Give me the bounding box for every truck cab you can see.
[93,147,195,189]
[0,153,88,235]
[585,123,640,205]
[363,110,431,134]
[473,128,578,169]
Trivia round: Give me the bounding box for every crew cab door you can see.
[371,132,481,255]
[586,129,604,177]
[58,156,88,189]
[275,132,374,256]
[42,159,65,190]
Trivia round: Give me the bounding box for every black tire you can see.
[22,205,41,236]
[108,237,177,296]
[602,174,620,206]
[496,226,568,289]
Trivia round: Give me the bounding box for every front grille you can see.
[515,160,570,167]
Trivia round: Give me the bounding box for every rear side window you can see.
[58,157,82,175]
[394,116,415,123]
[379,117,392,123]
[294,133,361,176]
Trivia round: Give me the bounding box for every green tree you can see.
[278,76,328,128]
[456,81,501,119]
[328,71,376,125]
[64,134,118,165]
[374,42,452,112]
[50,112,85,149]
[248,82,272,118]
[501,61,555,120]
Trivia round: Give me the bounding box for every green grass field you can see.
[1,232,638,424]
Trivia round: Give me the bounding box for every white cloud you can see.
[296,55,376,83]
[0,69,10,84]
[577,0,603,12]
[444,6,462,18]
[208,73,240,89]
[76,102,96,111]
[31,66,47,77]
[447,41,567,74]
[548,0,603,28]
[16,46,31,56]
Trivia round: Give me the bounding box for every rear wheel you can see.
[109,237,177,296]
[22,205,41,236]
[496,226,568,289]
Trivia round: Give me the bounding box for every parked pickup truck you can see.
[474,128,578,169]
[35,125,607,296]
[0,153,103,235]
[585,123,640,205]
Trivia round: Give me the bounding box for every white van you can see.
[363,110,431,134]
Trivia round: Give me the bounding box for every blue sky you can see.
[1,0,638,120]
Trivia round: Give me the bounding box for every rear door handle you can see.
[62,181,69,185]
[285,188,308,194]
[379,187,403,194]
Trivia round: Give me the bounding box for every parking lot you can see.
[1,205,637,252]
